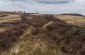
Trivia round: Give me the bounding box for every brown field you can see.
[57,15,85,27]
[0,12,85,55]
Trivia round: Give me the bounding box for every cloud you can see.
[9,0,29,2]
[7,0,75,4]
[35,0,74,4]
[0,0,85,15]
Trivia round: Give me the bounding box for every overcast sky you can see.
[0,0,85,15]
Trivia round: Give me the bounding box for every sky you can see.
[0,0,85,15]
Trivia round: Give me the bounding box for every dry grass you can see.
[0,27,8,32]
[57,15,85,27]
[0,13,85,55]
[0,15,21,23]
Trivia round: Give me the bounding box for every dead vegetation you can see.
[0,14,8,17]
[0,21,29,51]
[0,13,85,55]
[57,15,85,27]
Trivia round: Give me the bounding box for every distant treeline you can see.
[59,13,84,16]
[0,11,20,15]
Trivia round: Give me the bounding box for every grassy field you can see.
[0,12,85,55]
[57,15,85,27]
